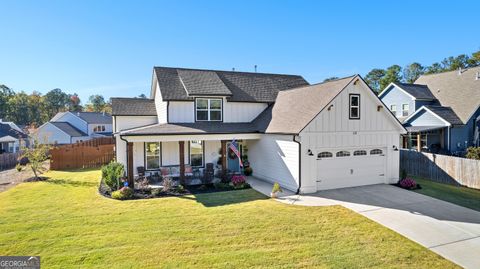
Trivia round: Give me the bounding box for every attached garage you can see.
[256,75,406,193]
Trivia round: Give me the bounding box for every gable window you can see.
[93,125,106,132]
[190,140,204,167]
[145,142,160,170]
[390,105,397,116]
[402,104,409,117]
[336,151,350,157]
[196,98,222,121]
[349,94,360,119]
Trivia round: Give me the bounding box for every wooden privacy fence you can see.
[50,137,115,170]
[400,149,480,189]
[0,152,21,171]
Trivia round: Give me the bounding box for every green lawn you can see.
[0,170,457,268]
[413,177,480,212]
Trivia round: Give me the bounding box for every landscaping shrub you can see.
[243,167,253,176]
[15,163,22,172]
[399,178,417,190]
[466,147,480,160]
[111,187,134,200]
[400,169,407,180]
[272,182,283,194]
[101,162,125,190]
[162,177,173,192]
[231,175,250,189]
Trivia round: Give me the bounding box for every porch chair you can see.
[204,163,214,184]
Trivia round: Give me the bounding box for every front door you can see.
[226,142,242,172]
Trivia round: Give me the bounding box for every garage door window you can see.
[370,149,383,155]
[317,152,333,159]
[353,150,367,156]
[336,151,350,157]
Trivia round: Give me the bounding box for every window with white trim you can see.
[93,125,106,132]
[336,151,350,157]
[145,142,160,170]
[196,98,222,121]
[349,94,360,119]
[190,140,204,167]
[390,105,397,116]
[402,104,409,117]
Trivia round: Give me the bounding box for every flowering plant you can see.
[231,175,246,188]
[399,178,417,189]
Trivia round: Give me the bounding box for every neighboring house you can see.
[34,112,113,144]
[0,119,29,153]
[379,67,480,154]
[112,67,405,193]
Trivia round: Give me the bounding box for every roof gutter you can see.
[293,135,301,194]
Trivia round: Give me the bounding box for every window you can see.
[196,98,222,121]
[317,152,333,158]
[370,149,383,155]
[190,140,204,167]
[93,125,106,132]
[336,151,350,157]
[349,94,360,119]
[145,142,160,170]
[390,105,397,116]
[353,150,367,156]
[402,104,409,117]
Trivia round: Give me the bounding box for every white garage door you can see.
[316,148,386,191]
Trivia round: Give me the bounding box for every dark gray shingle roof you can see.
[51,122,87,137]
[76,112,112,124]
[120,122,260,135]
[154,67,309,102]
[396,83,436,100]
[0,123,28,139]
[111,98,157,116]
[424,105,463,125]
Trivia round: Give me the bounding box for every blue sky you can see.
[0,0,478,102]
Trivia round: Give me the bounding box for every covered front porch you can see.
[120,133,261,188]
[402,126,447,153]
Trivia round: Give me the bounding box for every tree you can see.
[68,93,82,112]
[425,62,443,74]
[87,94,106,112]
[43,88,69,119]
[27,91,45,126]
[365,68,386,93]
[403,62,425,83]
[323,76,339,82]
[379,65,402,91]
[0,84,14,120]
[138,94,147,98]
[6,91,30,125]
[468,50,480,67]
[441,54,470,71]
[20,139,52,180]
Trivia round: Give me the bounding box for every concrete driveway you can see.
[248,179,480,268]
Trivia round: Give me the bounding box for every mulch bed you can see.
[392,183,422,190]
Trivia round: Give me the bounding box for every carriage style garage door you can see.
[316,148,386,191]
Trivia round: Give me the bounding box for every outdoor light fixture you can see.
[327,104,334,111]
[393,145,399,151]
[307,149,314,156]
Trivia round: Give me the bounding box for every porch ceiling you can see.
[121,133,262,142]
[405,125,445,133]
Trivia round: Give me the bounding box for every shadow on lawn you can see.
[181,189,268,207]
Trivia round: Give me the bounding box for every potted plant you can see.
[271,182,283,198]
[243,166,253,176]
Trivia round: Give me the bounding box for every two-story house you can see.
[34,111,113,144]
[379,67,480,154]
[112,67,405,193]
[0,119,29,153]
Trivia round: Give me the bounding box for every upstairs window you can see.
[402,104,409,117]
[196,98,222,121]
[93,125,106,132]
[390,105,397,116]
[349,94,360,119]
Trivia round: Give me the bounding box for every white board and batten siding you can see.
[299,81,401,193]
[154,83,168,123]
[34,122,72,144]
[248,134,300,192]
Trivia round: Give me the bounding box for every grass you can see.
[0,169,458,268]
[412,177,480,212]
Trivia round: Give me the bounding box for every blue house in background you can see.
[379,66,480,155]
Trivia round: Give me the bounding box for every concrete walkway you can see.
[247,177,480,269]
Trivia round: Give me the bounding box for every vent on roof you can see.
[458,67,462,75]
[254,65,257,73]
[476,72,480,81]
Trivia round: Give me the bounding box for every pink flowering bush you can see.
[231,175,247,189]
[399,178,417,189]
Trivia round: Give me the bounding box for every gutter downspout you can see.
[447,126,451,152]
[119,135,129,175]
[293,135,302,194]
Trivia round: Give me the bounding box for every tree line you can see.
[324,49,480,93]
[0,87,115,127]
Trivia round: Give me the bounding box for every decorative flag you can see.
[229,139,243,167]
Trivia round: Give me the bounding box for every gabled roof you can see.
[152,66,309,102]
[50,122,87,137]
[415,66,480,123]
[254,75,357,134]
[404,105,463,126]
[111,98,157,116]
[378,82,436,100]
[0,123,28,139]
[76,112,112,124]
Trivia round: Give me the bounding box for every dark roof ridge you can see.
[281,74,357,93]
[154,66,304,78]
